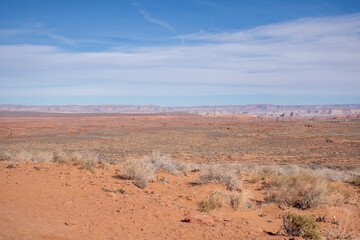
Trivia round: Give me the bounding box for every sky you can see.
[0,0,360,106]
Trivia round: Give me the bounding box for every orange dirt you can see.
[0,113,359,239]
[0,162,283,240]
[0,113,359,164]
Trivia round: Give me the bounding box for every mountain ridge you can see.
[0,104,359,117]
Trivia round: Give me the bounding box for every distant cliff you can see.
[0,104,359,117]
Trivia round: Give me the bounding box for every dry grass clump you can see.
[311,167,355,183]
[1,149,98,172]
[69,151,98,172]
[120,152,196,188]
[198,190,252,212]
[325,208,360,240]
[232,163,358,184]
[350,175,360,187]
[1,150,54,163]
[267,173,331,209]
[196,165,242,191]
[248,174,262,184]
[283,212,322,240]
[176,161,201,172]
[232,163,301,177]
[53,150,71,164]
[121,158,156,189]
[53,150,98,172]
[0,151,13,161]
[144,151,183,175]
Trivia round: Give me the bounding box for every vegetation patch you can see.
[198,190,251,212]
[350,175,360,186]
[267,173,332,209]
[1,150,98,172]
[121,158,155,189]
[283,212,322,240]
[196,165,242,191]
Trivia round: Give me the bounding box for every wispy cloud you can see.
[182,14,360,43]
[0,23,76,46]
[0,14,359,99]
[131,0,184,44]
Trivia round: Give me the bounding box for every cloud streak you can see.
[0,14,359,99]
[131,0,184,44]
[0,24,76,46]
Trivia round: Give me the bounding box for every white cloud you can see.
[0,14,359,98]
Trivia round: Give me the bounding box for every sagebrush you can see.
[283,212,322,240]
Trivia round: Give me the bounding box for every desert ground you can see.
[0,112,359,239]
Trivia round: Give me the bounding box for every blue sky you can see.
[0,0,360,106]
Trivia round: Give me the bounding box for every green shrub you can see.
[198,200,218,212]
[283,212,322,240]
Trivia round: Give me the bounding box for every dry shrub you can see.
[70,152,98,172]
[198,198,218,212]
[248,174,262,184]
[325,208,360,240]
[230,190,252,210]
[53,150,98,172]
[198,190,252,212]
[267,173,331,209]
[32,151,54,162]
[234,163,357,184]
[0,151,15,161]
[135,178,148,189]
[2,150,54,163]
[144,151,182,175]
[53,150,71,164]
[122,158,155,189]
[1,149,98,172]
[283,212,322,240]
[313,168,352,182]
[176,161,201,172]
[350,175,360,186]
[8,151,33,163]
[196,165,242,191]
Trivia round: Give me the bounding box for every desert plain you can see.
[0,112,359,239]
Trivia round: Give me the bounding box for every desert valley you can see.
[0,106,359,239]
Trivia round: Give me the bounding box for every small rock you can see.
[65,221,76,226]
[249,227,264,234]
[182,214,214,226]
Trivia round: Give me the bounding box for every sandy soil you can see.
[0,113,359,165]
[0,113,359,239]
[0,161,285,240]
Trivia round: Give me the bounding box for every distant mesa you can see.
[0,104,359,117]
